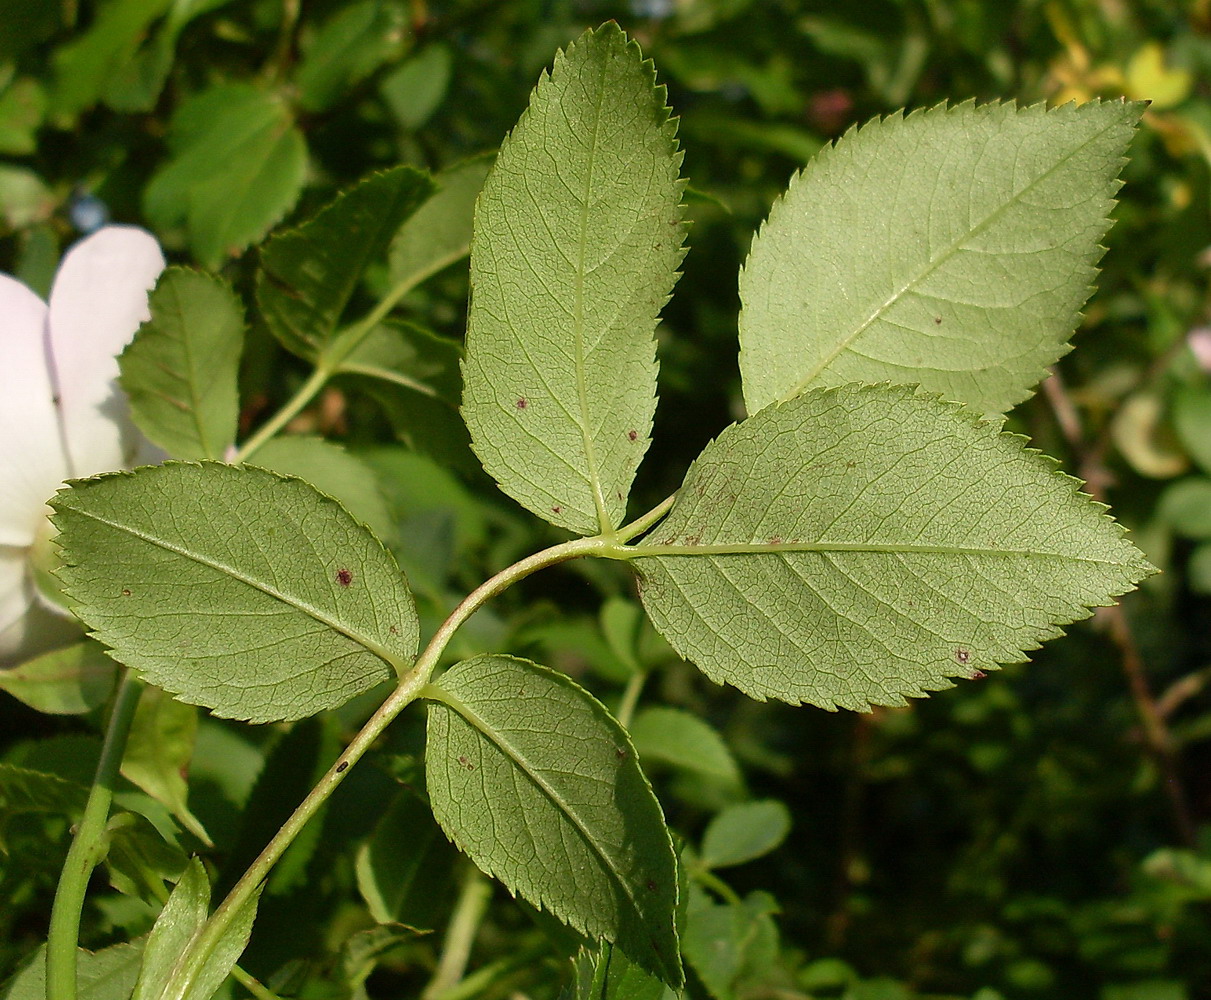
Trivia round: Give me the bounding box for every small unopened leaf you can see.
[132,858,260,1000]
[699,801,790,870]
[258,166,433,359]
[739,100,1141,416]
[462,23,686,535]
[632,385,1153,711]
[52,462,419,723]
[120,268,244,461]
[121,686,211,845]
[425,654,681,985]
[0,640,116,714]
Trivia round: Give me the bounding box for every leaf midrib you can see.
[628,539,1134,566]
[573,50,613,534]
[783,113,1118,401]
[426,680,655,940]
[64,505,406,671]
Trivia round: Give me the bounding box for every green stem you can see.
[616,493,675,544]
[616,670,646,729]
[422,867,493,1000]
[163,534,608,1000]
[693,868,743,907]
[234,365,330,463]
[424,941,550,1000]
[233,260,443,465]
[47,671,144,1000]
[229,965,282,1000]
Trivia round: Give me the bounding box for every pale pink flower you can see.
[1,226,164,662]
[1187,327,1211,373]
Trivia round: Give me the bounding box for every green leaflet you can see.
[462,23,686,536]
[699,800,790,870]
[120,268,245,461]
[251,436,395,542]
[1,941,144,1000]
[571,942,670,1000]
[131,858,261,1000]
[143,83,307,269]
[258,166,434,360]
[631,385,1153,711]
[424,655,681,986]
[0,640,116,714]
[51,463,418,723]
[738,100,1141,416]
[387,155,493,293]
[628,707,743,789]
[121,686,211,845]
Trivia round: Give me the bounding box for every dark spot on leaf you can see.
[615,747,627,760]
[389,625,398,634]
[121,588,131,597]
[970,669,987,680]
[934,316,943,325]
[628,430,638,441]
[515,398,527,409]
[337,568,353,587]
[458,755,475,771]
[955,648,971,664]
[552,506,562,513]
[335,761,348,773]
[767,536,783,546]
[646,880,657,891]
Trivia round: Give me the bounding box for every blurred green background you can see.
[3,2,1211,998]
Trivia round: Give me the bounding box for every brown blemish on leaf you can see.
[645,879,658,891]
[121,588,131,597]
[969,669,987,680]
[515,398,528,410]
[767,536,783,546]
[934,316,943,325]
[615,747,627,760]
[552,506,562,514]
[457,755,475,771]
[337,568,353,587]
[628,430,638,441]
[955,647,971,665]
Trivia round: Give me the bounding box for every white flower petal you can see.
[0,544,78,664]
[0,275,67,547]
[47,226,165,477]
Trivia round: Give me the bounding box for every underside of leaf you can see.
[738,100,1142,416]
[424,654,682,985]
[462,23,687,536]
[51,462,419,723]
[631,384,1154,711]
